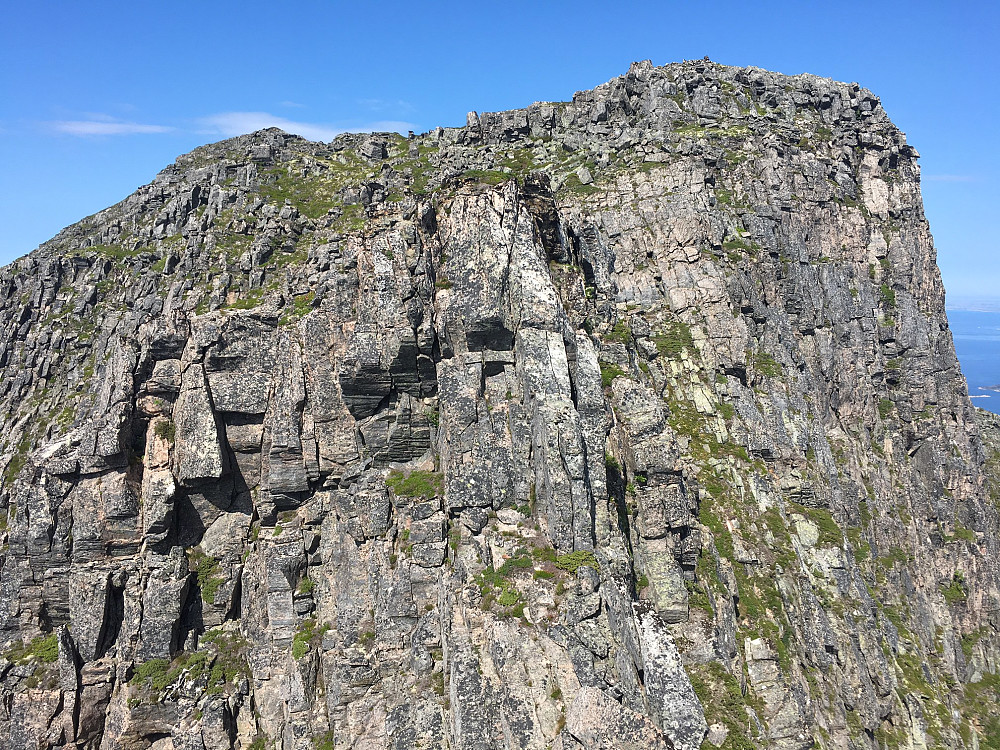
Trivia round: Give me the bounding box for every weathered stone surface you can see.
[0,59,996,750]
[174,363,224,484]
[635,605,707,750]
[564,687,674,749]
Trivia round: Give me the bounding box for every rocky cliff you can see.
[1,58,999,750]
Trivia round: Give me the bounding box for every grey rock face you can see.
[0,57,998,750]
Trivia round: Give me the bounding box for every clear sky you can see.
[1,1,996,305]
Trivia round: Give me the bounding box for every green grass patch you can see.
[496,148,538,176]
[292,618,330,659]
[460,169,510,186]
[687,661,761,750]
[332,203,366,233]
[790,503,843,547]
[259,166,340,220]
[554,550,599,575]
[960,672,1000,750]
[606,319,632,344]
[131,629,250,700]
[651,321,695,358]
[560,173,601,196]
[3,435,32,485]
[4,633,58,664]
[878,547,910,569]
[698,492,735,560]
[130,657,173,692]
[847,527,871,562]
[386,469,444,499]
[225,288,266,310]
[721,237,759,255]
[475,566,526,618]
[599,361,627,388]
[879,283,897,307]
[216,231,252,262]
[878,397,893,419]
[187,548,224,605]
[154,419,175,443]
[280,291,316,326]
[687,579,713,613]
[947,522,976,544]
[754,349,782,377]
[497,549,533,576]
[942,572,967,606]
[961,627,988,659]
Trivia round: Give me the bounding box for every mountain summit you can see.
[0,59,998,750]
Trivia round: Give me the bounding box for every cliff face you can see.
[1,58,999,750]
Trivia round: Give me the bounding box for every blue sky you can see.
[1,0,996,305]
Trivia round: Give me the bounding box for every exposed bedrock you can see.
[0,58,997,750]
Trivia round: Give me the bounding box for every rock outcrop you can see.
[0,58,999,750]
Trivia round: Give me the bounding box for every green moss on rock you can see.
[386,469,445,499]
[4,633,58,664]
[651,321,695,358]
[554,550,599,574]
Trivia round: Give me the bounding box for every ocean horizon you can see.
[947,308,1000,416]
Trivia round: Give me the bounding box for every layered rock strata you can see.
[0,58,998,750]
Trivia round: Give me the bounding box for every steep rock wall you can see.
[0,59,998,750]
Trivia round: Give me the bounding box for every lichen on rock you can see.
[0,57,997,750]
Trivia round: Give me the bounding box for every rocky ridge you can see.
[0,58,999,750]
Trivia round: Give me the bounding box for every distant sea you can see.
[947,308,1000,416]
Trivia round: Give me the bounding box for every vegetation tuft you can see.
[4,633,58,664]
[188,548,224,604]
[599,361,627,388]
[651,321,695,358]
[554,550,600,575]
[292,618,330,659]
[154,419,176,443]
[130,628,250,701]
[754,350,782,378]
[385,469,445,499]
